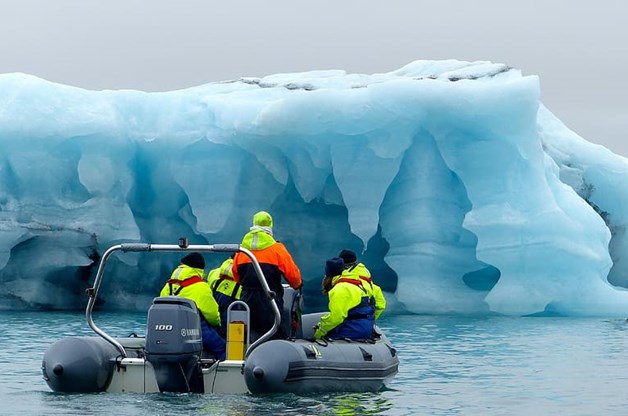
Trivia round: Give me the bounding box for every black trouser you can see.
[241,289,286,341]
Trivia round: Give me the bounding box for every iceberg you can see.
[1,59,627,316]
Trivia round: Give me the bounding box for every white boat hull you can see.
[105,358,248,394]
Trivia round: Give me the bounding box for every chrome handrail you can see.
[85,242,280,359]
[240,245,282,357]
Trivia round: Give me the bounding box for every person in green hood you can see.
[232,211,302,340]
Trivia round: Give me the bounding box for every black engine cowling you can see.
[145,296,203,392]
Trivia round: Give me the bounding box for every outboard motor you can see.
[145,296,203,393]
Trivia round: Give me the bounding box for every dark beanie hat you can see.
[325,257,345,277]
[338,249,357,265]
[181,252,205,269]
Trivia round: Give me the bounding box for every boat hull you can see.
[244,336,399,394]
[42,336,120,393]
[42,332,398,394]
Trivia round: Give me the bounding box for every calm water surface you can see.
[2,312,628,415]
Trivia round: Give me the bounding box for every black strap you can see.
[229,282,241,300]
[212,277,241,301]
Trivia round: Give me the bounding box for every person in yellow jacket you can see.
[338,249,386,319]
[160,252,226,360]
[314,257,375,340]
[206,255,242,336]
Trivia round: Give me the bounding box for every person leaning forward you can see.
[232,211,302,340]
[159,252,226,360]
[206,255,241,336]
[314,257,376,340]
[338,249,386,319]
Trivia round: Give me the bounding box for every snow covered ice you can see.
[1,59,627,316]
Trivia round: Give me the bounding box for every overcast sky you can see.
[1,0,626,156]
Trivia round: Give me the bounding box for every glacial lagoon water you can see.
[2,311,628,415]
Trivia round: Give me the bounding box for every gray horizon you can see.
[1,0,625,156]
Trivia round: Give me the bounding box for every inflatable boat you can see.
[42,241,399,394]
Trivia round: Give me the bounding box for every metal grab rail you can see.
[85,241,281,359]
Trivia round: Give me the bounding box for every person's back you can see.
[206,256,241,336]
[232,211,302,340]
[159,252,226,360]
[339,249,386,319]
[314,257,375,340]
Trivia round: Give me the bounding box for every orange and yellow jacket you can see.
[232,228,302,292]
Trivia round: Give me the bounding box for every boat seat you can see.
[281,285,303,338]
[116,336,147,357]
[118,336,146,349]
[300,312,325,339]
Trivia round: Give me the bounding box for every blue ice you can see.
[1,60,627,316]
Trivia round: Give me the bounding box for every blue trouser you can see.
[327,317,374,340]
[200,319,226,360]
[327,301,375,340]
[214,291,236,336]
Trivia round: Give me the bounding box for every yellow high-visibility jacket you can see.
[350,262,386,319]
[207,258,242,300]
[159,264,221,327]
[315,272,372,339]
